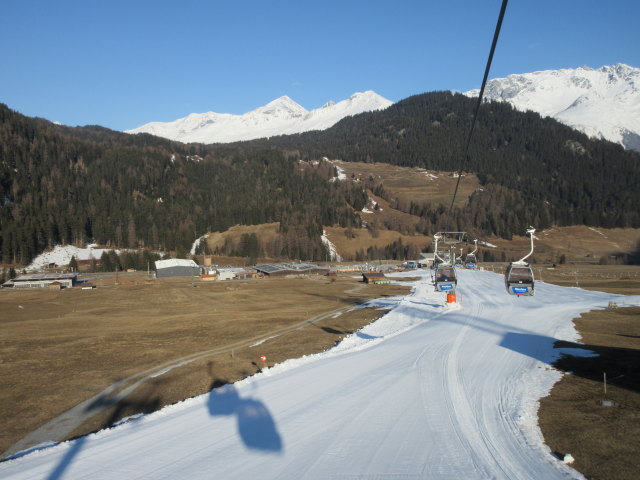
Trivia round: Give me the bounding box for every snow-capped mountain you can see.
[464,64,640,151]
[126,91,392,144]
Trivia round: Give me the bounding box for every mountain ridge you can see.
[464,63,640,151]
[126,91,392,144]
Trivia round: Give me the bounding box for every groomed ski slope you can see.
[3,269,638,480]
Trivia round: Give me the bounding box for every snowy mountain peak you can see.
[254,96,307,118]
[464,63,640,151]
[126,91,392,144]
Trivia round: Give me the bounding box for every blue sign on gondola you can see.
[512,286,529,294]
[439,284,454,291]
[465,263,476,269]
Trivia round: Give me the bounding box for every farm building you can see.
[253,263,330,277]
[2,273,78,289]
[155,259,200,278]
[216,268,238,281]
[219,267,257,280]
[362,272,391,284]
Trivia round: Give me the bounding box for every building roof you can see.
[363,272,386,279]
[13,273,77,282]
[155,259,199,269]
[254,263,325,274]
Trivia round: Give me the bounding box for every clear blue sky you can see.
[2,0,638,131]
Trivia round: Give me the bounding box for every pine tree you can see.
[68,255,78,271]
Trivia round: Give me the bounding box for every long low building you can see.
[3,273,78,289]
[155,259,200,278]
[253,263,330,277]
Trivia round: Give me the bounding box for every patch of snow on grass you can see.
[27,245,120,271]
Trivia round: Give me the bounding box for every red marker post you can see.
[260,355,267,369]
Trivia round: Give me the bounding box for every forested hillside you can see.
[255,92,640,237]
[1,90,639,265]
[0,104,364,264]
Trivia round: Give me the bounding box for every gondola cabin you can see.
[435,265,457,292]
[464,254,477,269]
[505,263,534,296]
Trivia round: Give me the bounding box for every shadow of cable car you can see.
[207,382,283,452]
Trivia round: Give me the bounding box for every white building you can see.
[155,259,200,278]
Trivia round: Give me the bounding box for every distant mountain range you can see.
[126,91,393,144]
[129,65,640,151]
[464,63,640,151]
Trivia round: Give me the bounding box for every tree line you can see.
[252,91,640,239]
[2,90,639,266]
[0,104,362,265]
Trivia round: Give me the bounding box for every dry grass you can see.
[363,190,425,232]
[536,266,640,480]
[534,264,640,296]
[324,226,429,260]
[486,226,640,264]
[0,273,410,455]
[333,160,479,207]
[203,222,280,255]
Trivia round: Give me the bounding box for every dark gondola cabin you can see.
[435,266,457,292]
[464,254,477,269]
[505,264,534,296]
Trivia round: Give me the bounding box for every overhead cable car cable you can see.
[444,0,509,232]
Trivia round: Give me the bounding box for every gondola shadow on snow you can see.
[207,372,283,453]
[500,332,640,394]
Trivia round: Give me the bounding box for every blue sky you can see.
[2,0,639,131]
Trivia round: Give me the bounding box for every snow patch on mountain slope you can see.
[321,230,342,262]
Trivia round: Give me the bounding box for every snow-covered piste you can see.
[3,269,639,479]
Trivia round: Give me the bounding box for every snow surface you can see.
[320,230,342,262]
[3,270,638,479]
[190,234,209,255]
[125,91,392,144]
[26,245,119,271]
[464,64,640,151]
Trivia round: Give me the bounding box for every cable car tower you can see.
[505,227,536,296]
[433,232,466,292]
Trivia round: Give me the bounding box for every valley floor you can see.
[2,270,638,479]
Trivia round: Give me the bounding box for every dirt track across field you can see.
[0,273,412,458]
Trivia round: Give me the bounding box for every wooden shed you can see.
[362,272,391,284]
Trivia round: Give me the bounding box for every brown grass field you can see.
[324,226,429,260]
[486,226,640,264]
[0,273,411,457]
[535,266,640,480]
[333,160,480,208]
[203,222,280,255]
[1,256,639,479]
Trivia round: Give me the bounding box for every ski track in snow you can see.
[2,270,639,479]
